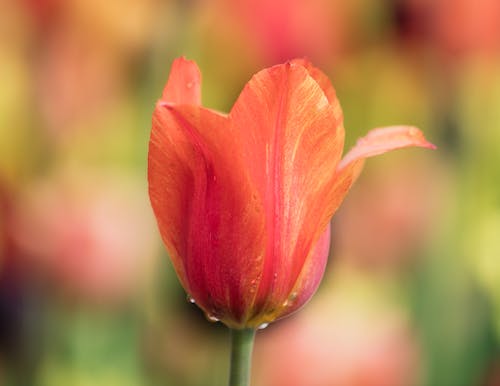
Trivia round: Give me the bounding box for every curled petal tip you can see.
[157,100,172,108]
[339,125,436,170]
[400,126,437,150]
[356,125,433,146]
[423,142,437,150]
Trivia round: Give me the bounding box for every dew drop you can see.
[249,278,257,293]
[186,82,193,89]
[186,294,196,304]
[258,323,269,330]
[283,292,298,308]
[207,314,220,322]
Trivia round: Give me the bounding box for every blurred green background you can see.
[1,0,499,385]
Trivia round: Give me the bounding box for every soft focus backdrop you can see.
[1,0,499,385]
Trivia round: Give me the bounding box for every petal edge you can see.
[338,126,436,171]
[161,57,202,105]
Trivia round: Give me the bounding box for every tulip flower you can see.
[148,57,434,386]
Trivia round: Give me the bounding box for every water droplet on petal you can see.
[258,323,269,330]
[186,82,193,89]
[186,294,196,304]
[207,314,219,322]
[282,292,298,308]
[249,278,258,293]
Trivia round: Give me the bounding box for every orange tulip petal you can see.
[149,103,266,326]
[160,57,202,105]
[230,62,344,319]
[290,58,343,122]
[149,104,218,292]
[338,125,437,171]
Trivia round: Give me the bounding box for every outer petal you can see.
[338,126,437,171]
[290,58,343,121]
[323,126,437,249]
[229,62,344,320]
[148,103,266,327]
[282,224,331,315]
[250,224,332,326]
[160,57,201,105]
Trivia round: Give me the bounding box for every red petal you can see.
[160,57,201,105]
[338,125,437,171]
[148,103,266,326]
[230,62,344,318]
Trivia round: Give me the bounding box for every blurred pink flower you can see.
[433,0,500,59]
[254,295,420,386]
[25,0,157,141]
[20,0,62,31]
[36,27,123,140]
[332,158,446,270]
[219,0,350,65]
[13,170,158,304]
[399,0,500,60]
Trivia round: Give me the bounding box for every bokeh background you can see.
[1,0,500,385]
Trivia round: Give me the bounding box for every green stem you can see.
[228,328,256,386]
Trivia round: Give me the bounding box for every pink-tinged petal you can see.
[148,103,266,327]
[278,223,331,320]
[229,62,344,320]
[160,57,201,105]
[246,224,331,327]
[338,126,437,171]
